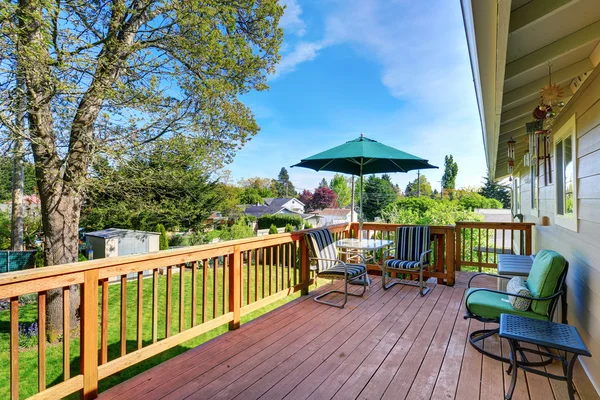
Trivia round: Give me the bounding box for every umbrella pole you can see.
[359,164,363,238]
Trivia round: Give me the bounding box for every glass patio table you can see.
[335,238,394,285]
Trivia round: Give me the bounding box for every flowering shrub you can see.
[19,321,39,349]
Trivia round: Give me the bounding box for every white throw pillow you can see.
[506,276,532,311]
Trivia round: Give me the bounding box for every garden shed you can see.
[85,228,160,259]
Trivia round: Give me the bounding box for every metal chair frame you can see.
[311,250,368,308]
[464,264,569,364]
[381,245,433,296]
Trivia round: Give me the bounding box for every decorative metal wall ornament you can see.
[541,64,563,106]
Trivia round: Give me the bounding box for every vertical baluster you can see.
[192,261,198,327]
[493,229,498,264]
[287,243,292,289]
[293,242,297,286]
[461,227,466,263]
[246,250,250,305]
[469,227,473,263]
[202,260,208,323]
[224,255,228,312]
[166,266,172,337]
[179,264,185,332]
[63,287,70,380]
[101,279,109,363]
[269,246,273,296]
[120,275,127,355]
[10,297,18,400]
[37,291,46,392]
[254,249,258,302]
[510,229,515,254]
[477,229,482,272]
[137,271,143,349]
[262,248,266,299]
[485,228,489,265]
[213,257,218,319]
[275,245,279,293]
[502,229,506,254]
[152,269,158,344]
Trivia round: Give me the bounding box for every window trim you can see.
[553,114,578,232]
[530,163,538,217]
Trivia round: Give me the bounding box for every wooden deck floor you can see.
[100,274,598,400]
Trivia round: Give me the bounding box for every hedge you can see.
[257,214,304,230]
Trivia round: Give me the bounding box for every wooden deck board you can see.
[100,273,596,400]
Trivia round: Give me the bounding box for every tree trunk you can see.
[42,190,82,342]
[11,73,25,251]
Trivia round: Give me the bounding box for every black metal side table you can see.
[499,314,591,400]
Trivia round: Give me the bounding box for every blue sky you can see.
[228,0,486,194]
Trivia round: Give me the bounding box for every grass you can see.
[0,260,324,399]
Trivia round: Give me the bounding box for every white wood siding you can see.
[517,65,600,390]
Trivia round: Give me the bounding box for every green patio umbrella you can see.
[291,134,438,232]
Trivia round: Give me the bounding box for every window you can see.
[554,114,578,231]
[530,163,538,216]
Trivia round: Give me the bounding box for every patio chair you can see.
[381,226,433,296]
[304,228,368,308]
[464,249,568,363]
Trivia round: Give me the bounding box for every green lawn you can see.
[0,262,322,399]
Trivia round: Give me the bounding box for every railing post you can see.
[455,223,462,272]
[446,228,455,286]
[300,237,310,295]
[229,246,241,330]
[81,269,99,399]
[525,225,532,255]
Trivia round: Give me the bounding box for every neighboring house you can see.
[311,208,353,226]
[205,211,228,230]
[0,193,42,217]
[243,198,306,219]
[463,0,600,389]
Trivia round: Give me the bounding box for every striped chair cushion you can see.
[317,264,366,280]
[305,229,338,272]
[384,259,421,269]
[395,226,431,262]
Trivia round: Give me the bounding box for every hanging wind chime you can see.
[507,137,516,176]
[529,63,564,186]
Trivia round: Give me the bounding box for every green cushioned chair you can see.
[464,249,568,363]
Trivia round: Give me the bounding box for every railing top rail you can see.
[454,221,535,227]
[0,223,351,288]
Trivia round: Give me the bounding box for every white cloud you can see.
[280,0,306,37]
[276,41,325,75]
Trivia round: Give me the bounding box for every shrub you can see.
[169,234,190,247]
[285,223,294,232]
[303,222,313,230]
[78,253,88,262]
[155,223,169,250]
[485,198,503,209]
[257,214,304,230]
[269,224,278,234]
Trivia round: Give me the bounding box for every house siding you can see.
[517,65,600,390]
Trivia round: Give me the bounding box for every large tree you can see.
[275,167,295,197]
[405,175,433,197]
[81,138,223,232]
[330,174,351,207]
[311,186,337,211]
[479,174,511,209]
[363,175,397,221]
[441,154,458,198]
[0,0,283,339]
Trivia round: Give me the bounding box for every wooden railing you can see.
[0,224,351,400]
[352,222,456,286]
[0,221,535,399]
[455,221,534,271]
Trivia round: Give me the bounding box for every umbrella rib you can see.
[388,159,407,172]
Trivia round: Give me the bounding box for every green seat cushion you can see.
[466,288,549,321]
[526,250,567,316]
